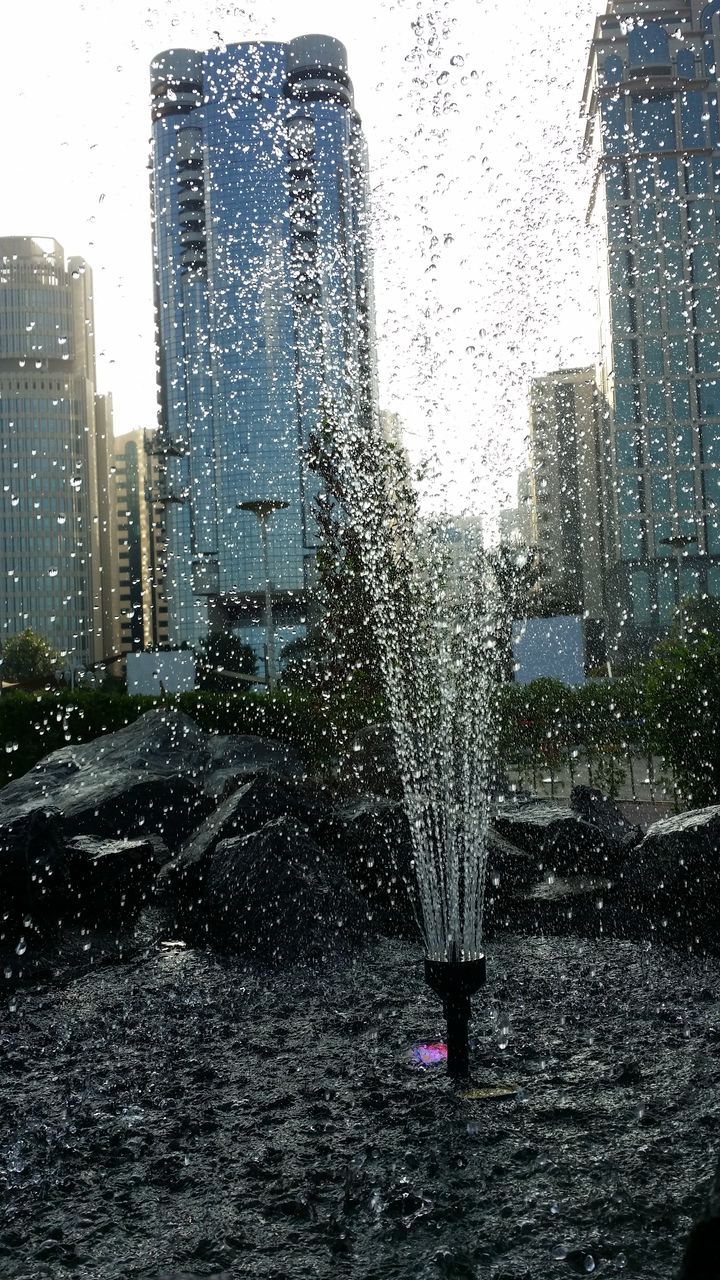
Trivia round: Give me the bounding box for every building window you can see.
[604,160,629,202]
[687,157,710,196]
[628,22,670,69]
[616,429,639,468]
[673,427,695,465]
[602,98,627,155]
[701,423,720,462]
[698,379,720,417]
[631,96,675,151]
[603,55,624,86]
[615,383,638,424]
[681,92,706,148]
[671,381,692,421]
[649,426,669,466]
[703,468,720,506]
[676,49,696,80]
[631,567,652,622]
[651,472,671,510]
[676,470,696,510]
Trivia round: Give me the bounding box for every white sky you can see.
[1,0,600,516]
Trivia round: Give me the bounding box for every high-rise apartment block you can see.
[528,368,606,628]
[0,237,113,669]
[149,36,376,649]
[583,0,720,656]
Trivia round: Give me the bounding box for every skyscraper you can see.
[112,429,169,660]
[583,0,720,658]
[0,237,113,669]
[528,368,606,626]
[149,36,376,650]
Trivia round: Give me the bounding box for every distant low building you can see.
[512,615,586,686]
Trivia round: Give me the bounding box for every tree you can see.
[641,604,720,806]
[291,418,417,697]
[1,629,58,685]
[195,631,258,693]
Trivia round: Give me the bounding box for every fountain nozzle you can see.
[424,953,486,1078]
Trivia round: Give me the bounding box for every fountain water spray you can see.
[314,404,512,1077]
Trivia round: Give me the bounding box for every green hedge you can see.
[0,686,385,786]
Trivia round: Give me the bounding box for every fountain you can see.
[312,408,511,1078]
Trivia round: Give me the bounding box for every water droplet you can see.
[57,514,67,525]
[450,55,464,67]
[584,1257,596,1273]
[48,567,59,578]
[436,70,449,85]
[15,937,26,956]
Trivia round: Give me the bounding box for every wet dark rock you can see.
[484,830,538,936]
[622,806,720,953]
[678,1156,720,1279]
[494,801,626,878]
[0,803,66,939]
[159,774,337,932]
[2,709,210,803]
[570,785,643,850]
[64,835,167,926]
[505,874,617,939]
[203,732,303,798]
[339,722,401,797]
[328,795,420,937]
[202,816,371,962]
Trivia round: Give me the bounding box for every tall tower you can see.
[583,0,720,659]
[528,369,606,624]
[0,237,112,669]
[149,36,376,649]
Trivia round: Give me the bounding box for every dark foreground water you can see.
[2,933,719,1279]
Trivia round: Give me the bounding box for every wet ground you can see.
[2,932,719,1280]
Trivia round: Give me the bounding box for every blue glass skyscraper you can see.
[149,36,376,648]
[583,0,720,658]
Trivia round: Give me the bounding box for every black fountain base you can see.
[424,953,486,1077]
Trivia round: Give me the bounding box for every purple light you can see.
[411,1041,448,1067]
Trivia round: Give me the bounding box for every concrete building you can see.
[112,429,170,659]
[149,36,376,650]
[498,468,533,548]
[583,0,720,658]
[0,237,113,669]
[527,368,606,625]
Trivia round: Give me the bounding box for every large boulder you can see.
[570,785,642,850]
[0,804,66,943]
[327,795,420,937]
[483,828,538,935]
[0,710,217,853]
[678,1154,720,1278]
[493,801,626,878]
[202,817,371,963]
[63,835,168,927]
[203,733,303,798]
[1,709,210,808]
[338,723,401,797]
[622,806,720,951]
[159,774,338,934]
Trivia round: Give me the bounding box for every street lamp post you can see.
[659,533,698,633]
[237,500,289,693]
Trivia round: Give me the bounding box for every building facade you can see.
[112,429,169,658]
[149,35,376,649]
[0,237,113,670]
[583,0,720,657]
[527,368,606,624]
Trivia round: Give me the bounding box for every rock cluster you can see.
[2,708,720,973]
